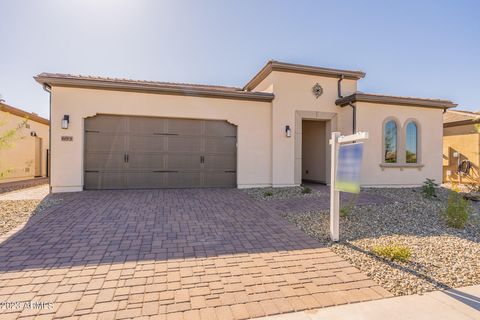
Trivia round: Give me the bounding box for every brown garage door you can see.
[84,115,237,189]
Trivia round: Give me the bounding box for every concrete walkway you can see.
[0,184,49,201]
[259,285,480,320]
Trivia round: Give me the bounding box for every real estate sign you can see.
[335,142,364,194]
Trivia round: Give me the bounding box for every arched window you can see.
[384,120,397,163]
[406,121,418,163]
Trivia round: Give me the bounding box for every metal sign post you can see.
[329,131,369,242]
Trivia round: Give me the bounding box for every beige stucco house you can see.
[35,60,456,193]
[0,102,49,182]
[443,110,480,184]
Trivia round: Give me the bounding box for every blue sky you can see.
[0,0,479,118]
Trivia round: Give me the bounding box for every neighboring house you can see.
[443,110,480,184]
[0,102,49,182]
[34,60,456,193]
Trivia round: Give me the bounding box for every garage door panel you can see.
[85,152,126,170]
[85,116,127,133]
[205,120,236,137]
[127,153,165,170]
[129,117,165,134]
[204,155,236,170]
[166,154,201,170]
[166,172,201,187]
[204,172,236,187]
[85,172,126,189]
[125,172,167,189]
[85,133,126,152]
[167,119,203,135]
[129,135,165,152]
[205,137,236,153]
[167,136,202,153]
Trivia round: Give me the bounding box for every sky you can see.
[0,0,479,119]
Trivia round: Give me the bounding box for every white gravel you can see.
[285,187,480,296]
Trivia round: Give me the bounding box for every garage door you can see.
[84,115,237,189]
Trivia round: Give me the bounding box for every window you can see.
[406,121,417,163]
[384,120,397,163]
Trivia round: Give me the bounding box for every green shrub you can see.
[372,244,411,262]
[340,193,359,217]
[301,186,312,194]
[421,178,439,199]
[444,190,470,228]
[263,191,273,197]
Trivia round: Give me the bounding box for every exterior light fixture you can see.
[285,125,291,137]
[61,115,70,129]
[30,131,37,137]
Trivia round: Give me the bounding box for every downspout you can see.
[348,102,357,134]
[337,75,356,134]
[337,75,344,98]
[42,83,52,192]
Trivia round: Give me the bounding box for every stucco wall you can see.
[252,71,357,187]
[443,124,479,184]
[50,86,272,192]
[0,111,49,181]
[357,102,443,186]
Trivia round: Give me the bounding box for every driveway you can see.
[0,188,391,319]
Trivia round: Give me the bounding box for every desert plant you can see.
[340,193,359,217]
[0,117,28,178]
[421,178,438,199]
[444,190,470,228]
[263,191,273,197]
[372,244,411,262]
[301,186,312,194]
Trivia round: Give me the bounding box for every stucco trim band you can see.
[444,119,480,128]
[336,93,457,109]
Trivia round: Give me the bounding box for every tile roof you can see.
[443,109,480,125]
[34,73,274,102]
[0,102,49,125]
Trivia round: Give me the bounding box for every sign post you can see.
[329,131,369,242]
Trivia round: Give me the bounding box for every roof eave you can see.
[243,60,366,91]
[444,119,480,128]
[0,102,50,125]
[336,93,457,109]
[35,75,274,102]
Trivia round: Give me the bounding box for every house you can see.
[443,110,480,184]
[0,101,49,182]
[34,60,456,193]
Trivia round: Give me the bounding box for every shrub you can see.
[444,190,470,228]
[372,244,411,262]
[263,191,273,197]
[340,193,359,217]
[301,186,312,194]
[421,178,438,199]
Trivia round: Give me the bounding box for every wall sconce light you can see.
[30,131,37,137]
[285,125,291,138]
[61,115,70,129]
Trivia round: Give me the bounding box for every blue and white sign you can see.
[335,142,363,193]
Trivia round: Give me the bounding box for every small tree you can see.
[444,190,470,228]
[0,117,28,178]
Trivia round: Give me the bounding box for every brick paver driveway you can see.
[0,189,391,319]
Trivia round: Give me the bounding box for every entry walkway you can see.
[259,285,480,320]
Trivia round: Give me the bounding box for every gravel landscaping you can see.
[285,187,480,296]
[0,198,62,236]
[244,185,320,200]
